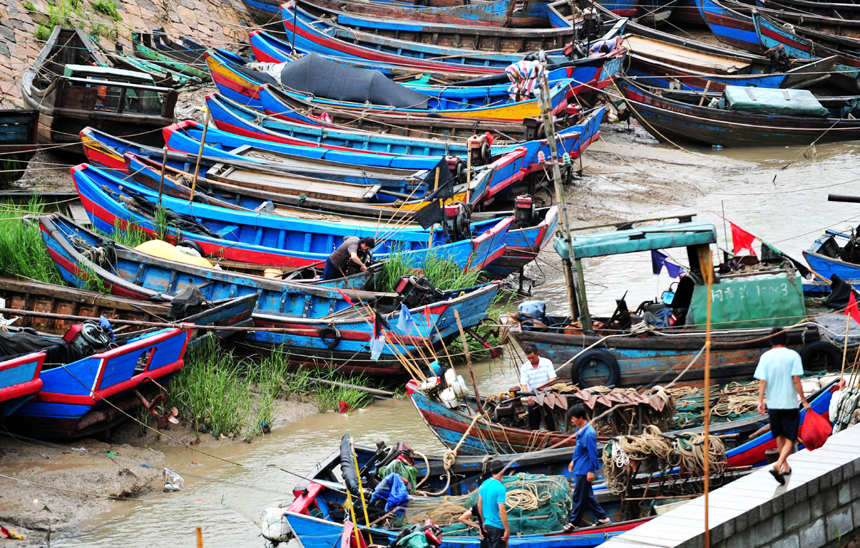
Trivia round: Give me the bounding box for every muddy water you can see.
[56,139,859,546]
[56,360,522,548]
[539,141,860,317]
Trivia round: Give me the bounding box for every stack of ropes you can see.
[601,425,727,495]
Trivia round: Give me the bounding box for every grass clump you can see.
[377,251,483,293]
[0,199,64,285]
[92,219,149,248]
[312,374,373,412]
[90,0,121,20]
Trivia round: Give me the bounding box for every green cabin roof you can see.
[554,221,717,260]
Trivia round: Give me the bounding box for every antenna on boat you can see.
[536,64,591,332]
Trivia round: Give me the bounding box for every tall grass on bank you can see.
[313,374,374,412]
[0,199,64,284]
[377,251,483,293]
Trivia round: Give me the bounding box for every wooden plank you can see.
[69,204,91,226]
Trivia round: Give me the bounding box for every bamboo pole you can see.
[841,312,851,385]
[189,109,211,204]
[696,245,714,548]
[157,147,168,211]
[454,309,481,406]
[196,527,203,548]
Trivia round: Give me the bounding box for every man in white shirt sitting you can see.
[520,344,558,431]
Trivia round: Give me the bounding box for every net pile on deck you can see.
[669,382,761,429]
[601,425,727,496]
[396,473,571,536]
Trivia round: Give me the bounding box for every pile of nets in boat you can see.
[601,425,727,495]
[395,473,571,536]
[669,382,761,428]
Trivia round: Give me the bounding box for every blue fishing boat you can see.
[5,327,190,438]
[803,229,860,291]
[695,0,766,53]
[753,10,860,92]
[71,162,513,272]
[40,214,502,377]
[0,354,43,417]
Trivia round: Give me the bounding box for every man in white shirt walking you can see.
[520,344,558,431]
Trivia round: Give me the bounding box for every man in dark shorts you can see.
[322,236,375,280]
[477,460,509,548]
[755,328,812,484]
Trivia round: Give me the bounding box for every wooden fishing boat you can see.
[5,327,190,438]
[803,229,860,290]
[512,218,843,389]
[21,27,178,152]
[670,0,707,25]
[0,277,258,343]
[131,31,210,80]
[753,11,860,92]
[622,34,835,92]
[0,109,39,185]
[123,152,556,277]
[244,0,482,28]
[0,354,43,417]
[615,77,860,147]
[635,0,677,25]
[101,43,204,89]
[293,0,552,28]
[71,162,513,272]
[406,378,838,454]
[725,0,860,40]
[205,48,576,121]
[694,0,766,53]
[81,126,452,192]
[757,0,860,20]
[40,214,502,376]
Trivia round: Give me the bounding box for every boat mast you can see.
[537,71,592,332]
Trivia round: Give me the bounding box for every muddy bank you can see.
[0,396,318,546]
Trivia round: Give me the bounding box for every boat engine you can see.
[63,321,114,358]
[581,7,603,42]
[513,194,535,228]
[394,275,446,308]
[446,202,472,241]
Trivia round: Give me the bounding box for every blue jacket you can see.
[571,423,601,476]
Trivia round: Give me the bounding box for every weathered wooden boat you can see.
[21,27,178,152]
[40,214,502,376]
[803,229,860,290]
[205,49,576,121]
[635,0,677,25]
[753,11,860,92]
[670,0,707,25]
[81,126,452,193]
[71,162,513,272]
[0,109,39,185]
[757,0,860,20]
[622,34,835,92]
[294,0,552,28]
[5,327,190,438]
[0,276,258,344]
[694,0,766,53]
[727,0,860,40]
[615,77,860,147]
[101,43,204,89]
[0,354,43,417]
[406,377,838,454]
[123,152,556,277]
[131,31,210,80]
[278,3,621,73]
[244,0,485,28]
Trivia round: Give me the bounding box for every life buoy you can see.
[799,341,841,372]
[572,348,620,388]
[320,326,341,349]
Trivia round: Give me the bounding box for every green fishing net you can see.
[396,474,571,536]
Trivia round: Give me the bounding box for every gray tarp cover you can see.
[279,54,429,109]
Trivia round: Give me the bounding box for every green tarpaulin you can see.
[553,221,716,260]
[721,87,829,118]
[687,271,807,330]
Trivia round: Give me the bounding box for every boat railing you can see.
[53,76,178,118]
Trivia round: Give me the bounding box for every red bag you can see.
[799,410,832,451]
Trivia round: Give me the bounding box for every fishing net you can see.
[669,382,760,429]
[395,474,571,536]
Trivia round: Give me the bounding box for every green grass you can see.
[153,206,173,241]
[90,0,121,20]
[377,251,483,293]
[0,199,64,284]
[312,374,373,412]
[92,219,150,248]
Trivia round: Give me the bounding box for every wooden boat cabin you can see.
[22,27,177,153]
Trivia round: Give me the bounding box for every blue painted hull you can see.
[40,214,503,376]
[803,232,860,293]
[695,0,765,53]
[71,162,513,273]
[0,353,43,417]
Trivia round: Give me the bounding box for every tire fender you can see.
[320,326,341,350]
[799,340,841,371]
[571,348,620,388]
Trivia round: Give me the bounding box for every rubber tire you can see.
[177,239,204,256]
[799,341,842,372]
[320,326,341,350]
[572,348,620,388]
[481,142,492,165]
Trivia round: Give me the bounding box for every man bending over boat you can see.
[323,236,375,280]
[564,404,610,531]
[756,327,811,485]
[520,345,557,431]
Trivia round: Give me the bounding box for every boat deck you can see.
[624,35,751,73]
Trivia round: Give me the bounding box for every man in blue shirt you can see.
[477,460,509,548]
[564,404,610,531]
[755,328,811,485]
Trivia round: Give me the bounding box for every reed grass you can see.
[0,199,64,285]
[312,374,373,412]
[92,219,149,248]
[377,251,483,293]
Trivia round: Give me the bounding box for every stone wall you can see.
[0,0,255,107]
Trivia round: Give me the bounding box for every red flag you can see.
[847,292,860,324]
[336,289,354,307]
[730,222,757,256]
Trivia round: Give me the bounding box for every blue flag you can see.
[651,250,683,278]
[398,305,415,333]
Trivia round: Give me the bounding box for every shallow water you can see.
[57,140,860,547]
